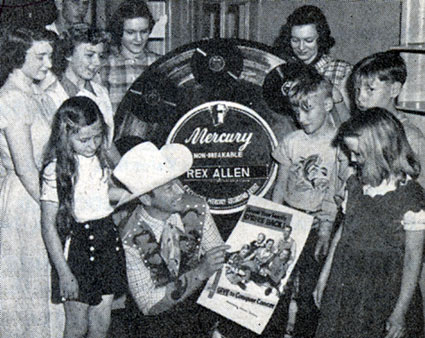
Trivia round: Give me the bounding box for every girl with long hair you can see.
[41,96,127,338]
[314,108,424,338]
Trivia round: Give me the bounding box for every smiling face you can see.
[121,17,151,56]
[290,24,319,64]
[20,40,53,81]
[354,76,399,112]
[70,119,103,158]
[67,42,104,81]
[149,179,185,216]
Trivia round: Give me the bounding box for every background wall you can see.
[255,0,402,65]
[96,0,402,66]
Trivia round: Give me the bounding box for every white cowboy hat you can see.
[113,142,193,206]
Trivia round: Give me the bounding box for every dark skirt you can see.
[51,215,127,306]
[316,245,424,338]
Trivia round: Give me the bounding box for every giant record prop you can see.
[114,39,296,214]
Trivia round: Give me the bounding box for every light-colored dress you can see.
[0,70,64,337]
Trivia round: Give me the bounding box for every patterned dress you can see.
[316,177,425,338]
[0,70,64,337]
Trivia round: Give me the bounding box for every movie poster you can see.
[197,195,313,334]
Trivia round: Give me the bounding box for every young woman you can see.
[41,96,127,338]
[314,108,425,338]
[273,5,352,125]
[0,26,62,338]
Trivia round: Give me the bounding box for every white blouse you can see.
[41,155,113,223]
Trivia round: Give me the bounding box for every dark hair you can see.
[335,107,420,187]
[52,23,110,76]
[108,0,155,47]
[0,26,55,87]
[352,51,407,86]
[42,96,110,240]
[273,5,335,61]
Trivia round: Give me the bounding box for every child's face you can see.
[70,119,103,158]
[344,136,364,167]
[354,76,398,112]
[68,42,104,81]
[292,90,332,135]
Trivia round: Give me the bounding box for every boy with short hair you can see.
[272,68,350,338]
[352,50,425,188]
[352,51,425,329]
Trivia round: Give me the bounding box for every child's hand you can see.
[312,278,326,309]
[314,222,332,261]
[59,271,79,302]
[385,310,406,338]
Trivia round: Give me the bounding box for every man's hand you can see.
[198,245,230,280]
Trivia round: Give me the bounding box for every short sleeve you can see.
[40,161,59,203]
[271,137,290,166]
[0,90,34,128]
[402,210,425,231]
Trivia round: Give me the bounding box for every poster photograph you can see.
[197,195,313,334]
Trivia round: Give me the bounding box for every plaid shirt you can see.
[314,54,352,88]
[123,206,223,314]
[101,49,160,112]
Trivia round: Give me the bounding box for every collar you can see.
[121,46,147,60]
[60,76,96,96]
[362,176,410,197]
[8,69,35,95]
[137,207,185,242]
[392,109,408,124]
[314,54,331,71]
[60,76,81,97]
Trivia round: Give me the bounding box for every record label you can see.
[167,101,278,214]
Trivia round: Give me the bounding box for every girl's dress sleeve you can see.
[0,90,34,128]
[40,161,59,203]
[402,210,425,231]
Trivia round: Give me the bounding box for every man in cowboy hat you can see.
[112,141,228,337]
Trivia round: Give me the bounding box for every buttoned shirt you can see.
[101,48,161,113]
[123,206,223,315]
